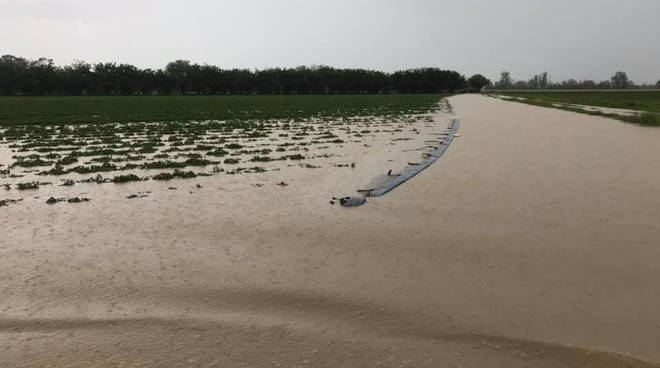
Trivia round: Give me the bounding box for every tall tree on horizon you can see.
[0,54,467,96]
[467,74,491,91]
[165,60,192,94]
[611,71,630,89]
[497,71,512,89]
[539,72,549,88]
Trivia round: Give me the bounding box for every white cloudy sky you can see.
[1,0,659,83]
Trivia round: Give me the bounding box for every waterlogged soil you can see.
[3,96,660,367]
[0,100,455,206]
[491,94,642,117]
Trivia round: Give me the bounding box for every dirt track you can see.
[2,94,660,367]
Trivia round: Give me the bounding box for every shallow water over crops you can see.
[4,95,660,367]
[0,101,455,206]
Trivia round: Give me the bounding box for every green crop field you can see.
[494,90,660,125]
[0,94,448,126]
[0,94,453,189]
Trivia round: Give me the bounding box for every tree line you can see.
[494,71,660,90]
[0,55,491,96]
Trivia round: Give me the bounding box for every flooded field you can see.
[2,95,660,367]
[0,99,456,208]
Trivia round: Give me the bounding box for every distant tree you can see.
[391,68,466,93]
[467,74,491,92]
[529,76,539,89]
[0,55,27,94]
[657,80,660,89]
[92,62,122,94]
[496,71,512,89]
[580,80,597,89]
[597,80,611,89]
[611,71,629,89]
[539,72,549,88]
[528,72,548,89]
[25,58,58,94]
[165,60,192,94]
[62,60,92,95]
[513,81,528,89]
[0,54,470,96]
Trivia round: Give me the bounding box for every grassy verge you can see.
[491,91,660,113]
[491,91,660,126]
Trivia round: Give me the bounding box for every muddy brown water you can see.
[2,95,660,367]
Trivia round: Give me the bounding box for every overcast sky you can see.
[1,0,659,84]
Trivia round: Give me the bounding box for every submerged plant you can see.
[223,158,240,164]
[629,112,660,126]
[112,174,143,183]
[56,156,79,166]
[207,148,229,157]
[17,182,40,190]
[286,154,305,160]
[225,143,244,149]
[250,155,271,162]
[12,158,53,168]
[152,169,197,181]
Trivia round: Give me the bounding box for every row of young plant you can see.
[2,113,423,180]
[5,164,275,191]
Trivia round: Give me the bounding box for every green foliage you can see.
[1,94,451,188]
[71,162,118,174]
[0,55,467,98]
[0,94,448,126]
[141,157,215,170]
[628,113,660,126]
[467,74,491,91]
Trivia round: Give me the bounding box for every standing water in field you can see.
[0,99,457,207]
[3,95,660,367]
